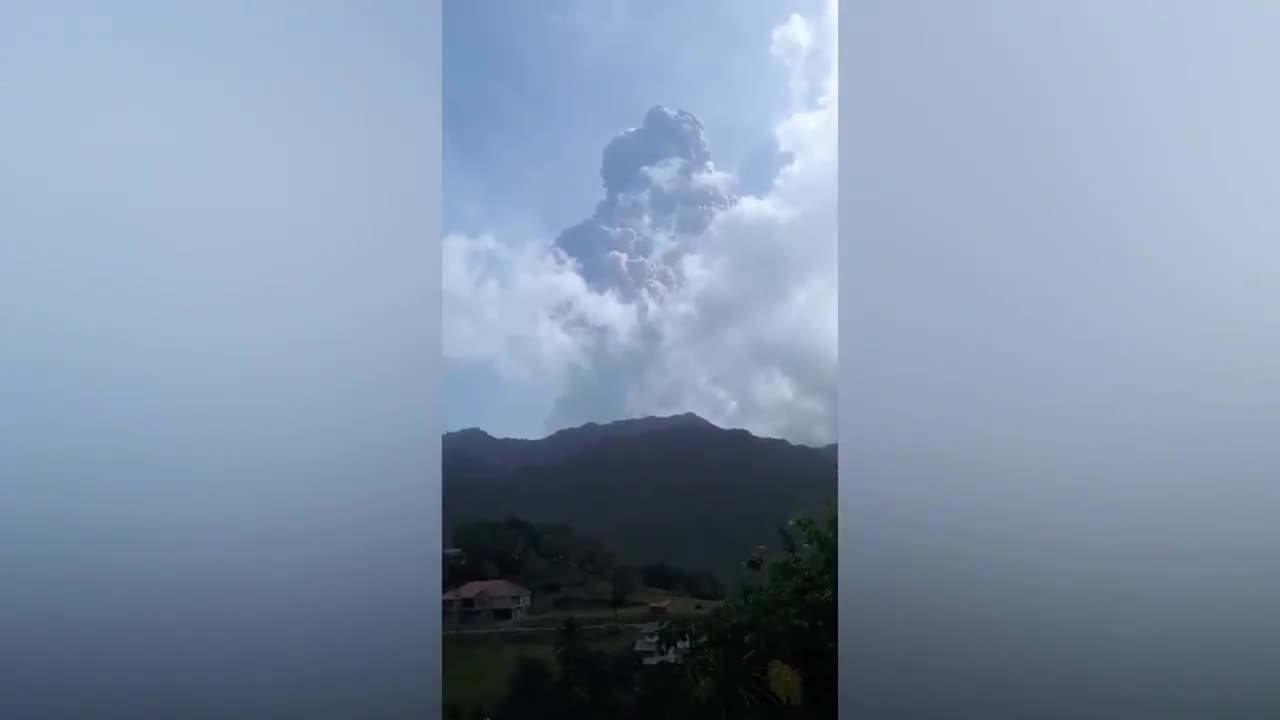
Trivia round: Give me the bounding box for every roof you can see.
[648,600,672,608]
[442,579,531,600]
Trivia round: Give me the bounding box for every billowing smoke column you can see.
[444,4,838,444]
[553,106,734,302]
[542,105,736,429]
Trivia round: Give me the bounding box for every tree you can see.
[496,656,555,719]
[553,617,590,696]
[685,571,724,601]
[640,562,723,600]
[610,567,635,624]
[573,538,618,576]
[552,616,607,718]
[642,562,681,591]
[521,548,552,591]
[535,523,576,568]
[477,561,500,581]
[452,520,522,579]
[653,506,837,718]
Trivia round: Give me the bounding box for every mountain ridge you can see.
[444,413,835,467]
[442,413,837,581]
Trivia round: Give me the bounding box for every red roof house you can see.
[443,580,532,624]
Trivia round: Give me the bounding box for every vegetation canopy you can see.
[445,505,836,720]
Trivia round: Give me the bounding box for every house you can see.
[442,579,532,624]
[633,622,689,665]
[647,599,671,616]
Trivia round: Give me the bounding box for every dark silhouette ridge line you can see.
[444,412,837,450]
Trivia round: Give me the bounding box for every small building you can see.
[443,579,532,624]
[633,622,688,665]
[647,599,671,616]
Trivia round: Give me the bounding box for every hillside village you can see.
[441,508,834,719]
[441,417,836,719]
[441,517,722,633]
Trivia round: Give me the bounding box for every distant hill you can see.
[444,412,717,470]
[443,414,837,582]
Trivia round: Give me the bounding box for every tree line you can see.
[444,516,724,601]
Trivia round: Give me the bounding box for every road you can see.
[444,621,656,636]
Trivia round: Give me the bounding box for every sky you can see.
[843,2,1280,716]
[1,4,439,716]
[443,0,837,443]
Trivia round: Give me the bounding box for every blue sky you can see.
[443,0,838,440]
[444,0,819,235]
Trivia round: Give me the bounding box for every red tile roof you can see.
[442,579,531,600]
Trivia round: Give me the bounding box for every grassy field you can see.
[443,634,557,713]
[444,585,720,631]
[443,628,638,715]
[443,587,720,713]
[508,598,717,628]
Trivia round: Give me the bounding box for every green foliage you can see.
[446,516,721,605]
[443,636,557,714]
[610,567,635,607]
[481,506,838,719]
[447,517,588,591]
[545,617,637,719]
[495,656,554,719]
[655,505,837,718]
[766,660,803,706]
[640,563,725,600]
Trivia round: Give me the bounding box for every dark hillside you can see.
[443,415,836,581]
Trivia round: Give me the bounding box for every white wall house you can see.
[633,622,690,665]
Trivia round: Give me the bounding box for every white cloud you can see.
[442,233,637,385]
[772,14,814,107]
[444,4,838,444]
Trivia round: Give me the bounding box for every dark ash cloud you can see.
[554,105,733,301]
